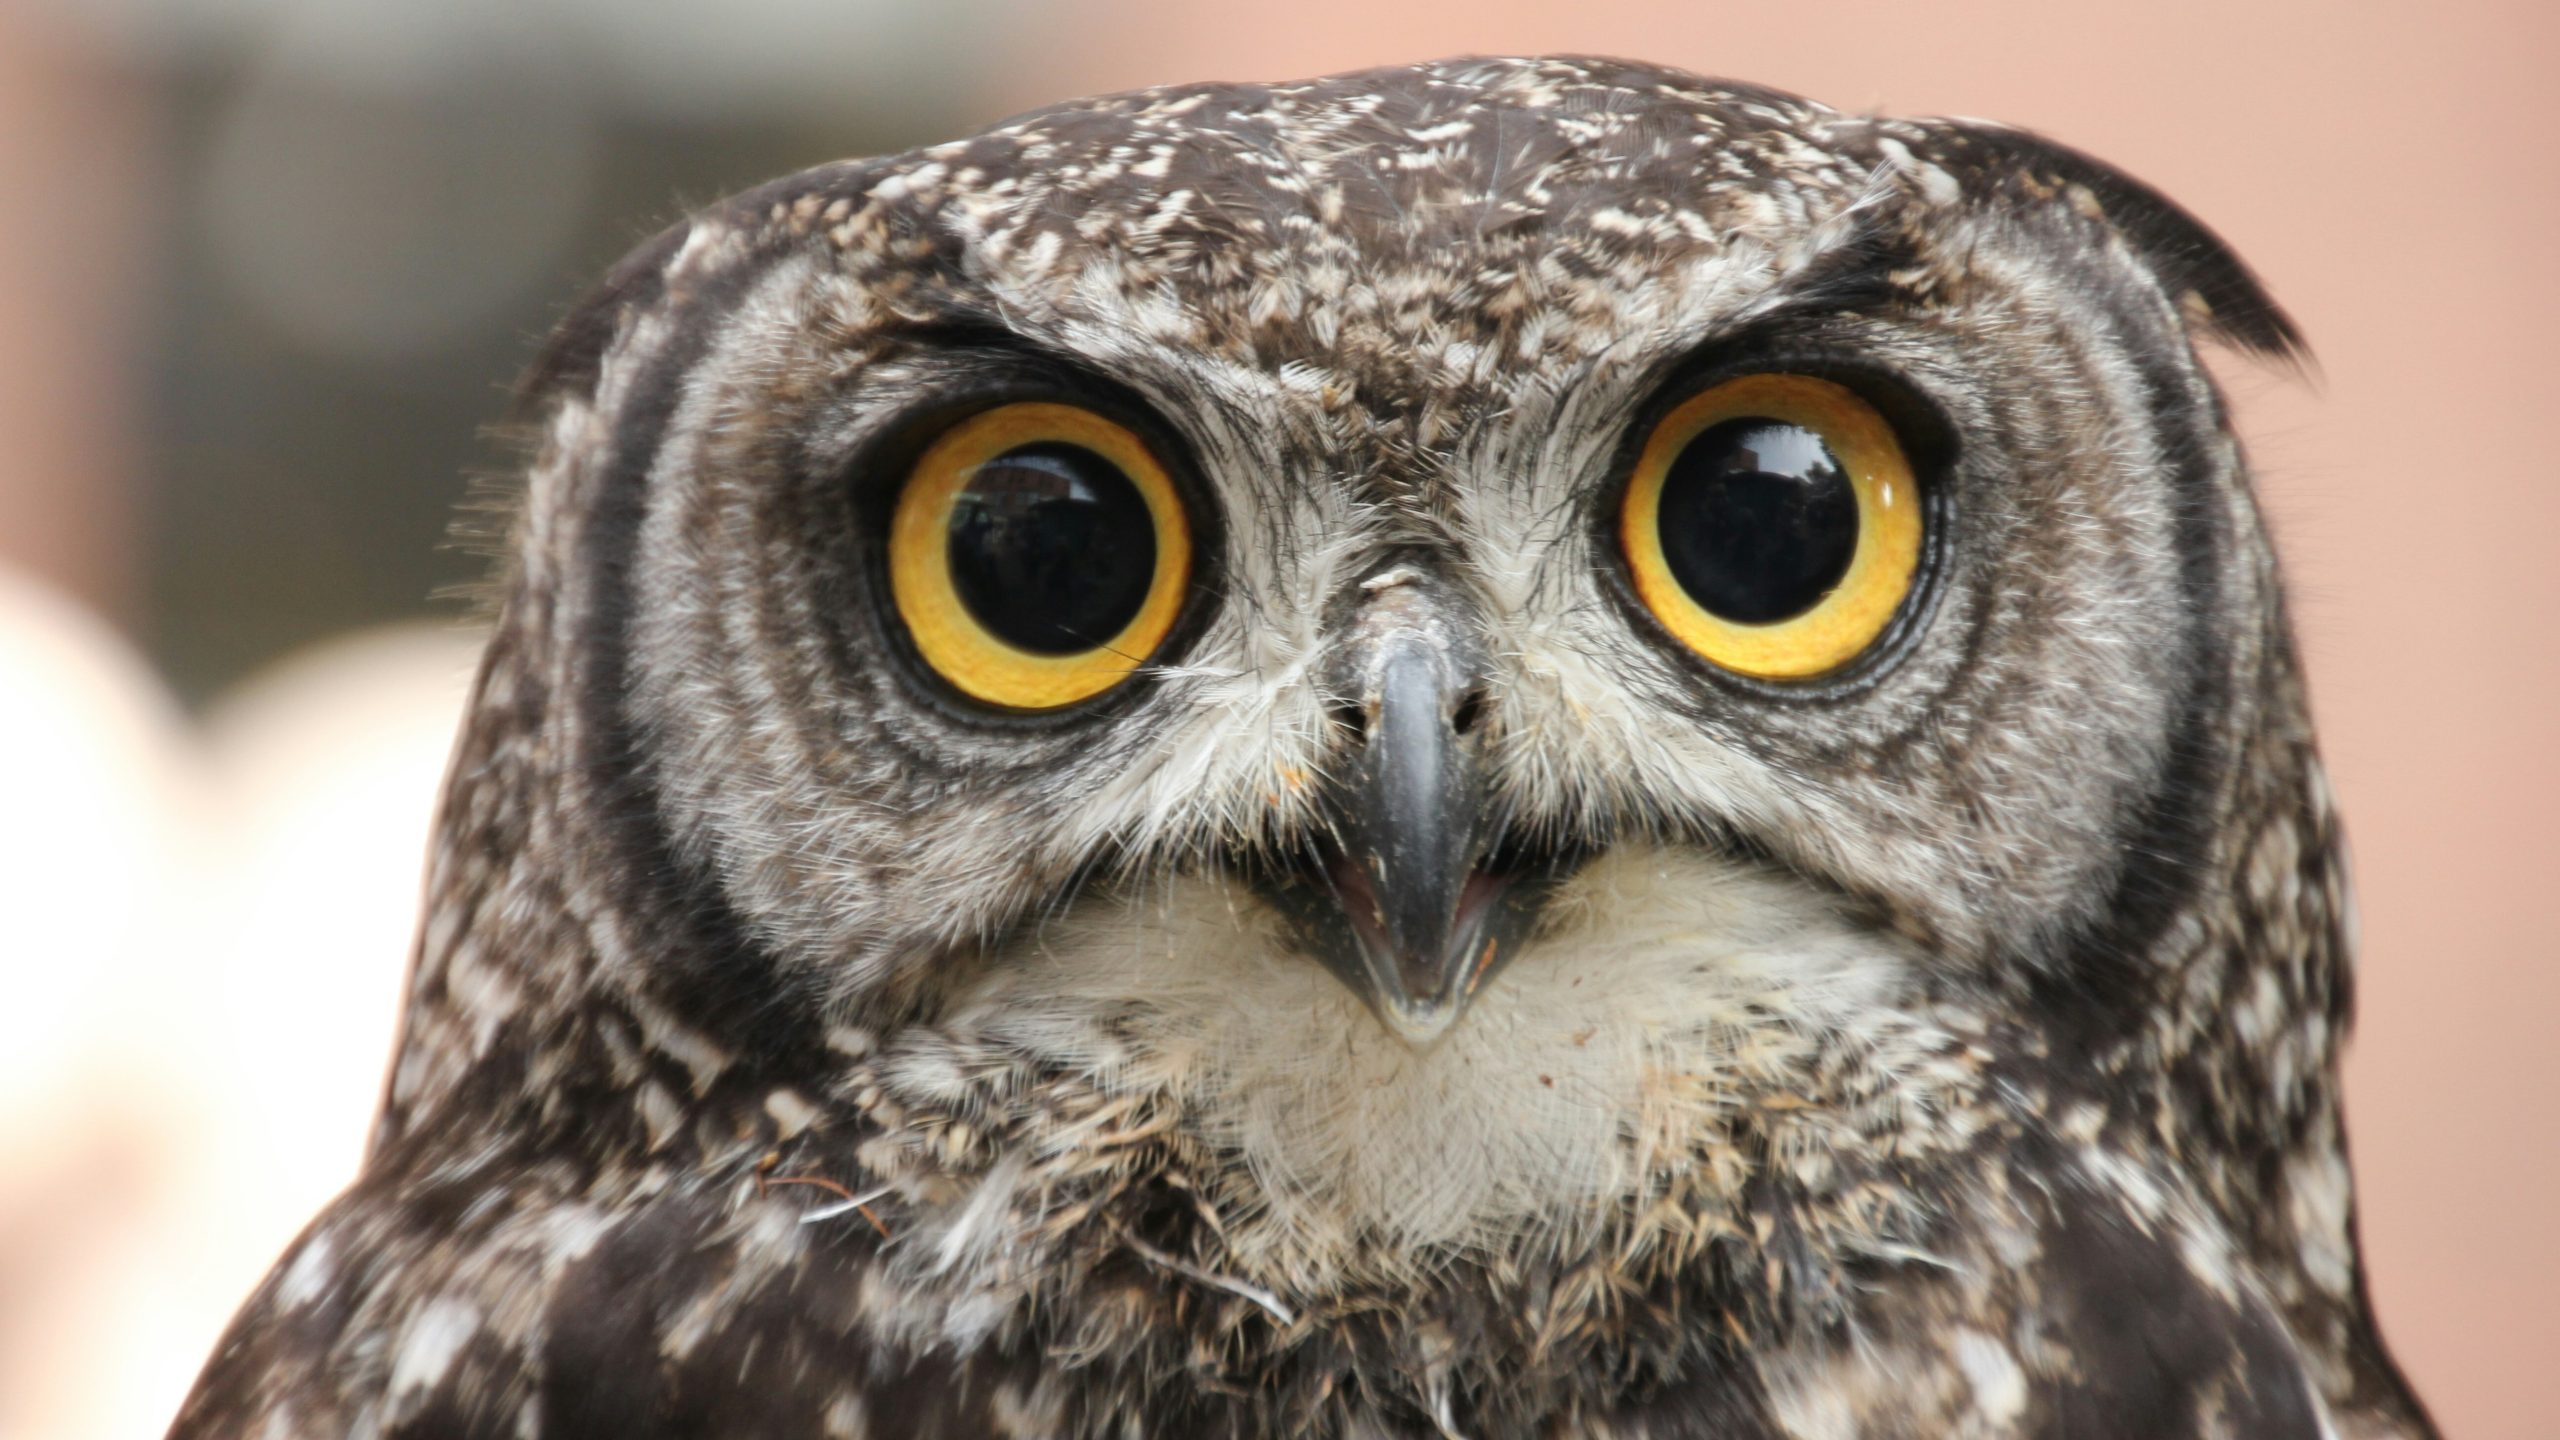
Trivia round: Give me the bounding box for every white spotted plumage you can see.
[172,56,2430,1440]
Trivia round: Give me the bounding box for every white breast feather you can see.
[951,846,1941,1287]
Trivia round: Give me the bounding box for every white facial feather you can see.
[944,845,1953,1288]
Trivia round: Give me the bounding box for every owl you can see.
[169,56,2435,1440]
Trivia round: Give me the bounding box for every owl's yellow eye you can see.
[1618,373,1924,680]
[889,401,1192,710]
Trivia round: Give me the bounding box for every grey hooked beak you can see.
[1328,632,1498,1043]
[1259,565,1565,1047]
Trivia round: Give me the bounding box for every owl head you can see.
[403,56,2330,1278]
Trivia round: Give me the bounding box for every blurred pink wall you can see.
[989,4,2557,1434]
[0,3,2547,1436]
[0,17,146,619]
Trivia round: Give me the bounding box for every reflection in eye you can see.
[1655,418,1858,626]
[947,444,1158,657]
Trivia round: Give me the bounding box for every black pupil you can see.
[1656,417,1858,624]
[947,442,1158,655]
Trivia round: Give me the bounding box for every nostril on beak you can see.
[1332,684,1482,745]
[1326,695,1370,744]
[1449,688,1486,738]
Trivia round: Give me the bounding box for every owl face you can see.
[586,58,2292,1258]
[166,60,2435,1440]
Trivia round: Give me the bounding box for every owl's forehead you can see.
[770,58,1908,378]
[943,57,1877,248]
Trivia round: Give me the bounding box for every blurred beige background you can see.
[0,1,2549,1436]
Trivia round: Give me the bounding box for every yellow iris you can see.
[888,401,1192,710]
[1618,373,1923,680]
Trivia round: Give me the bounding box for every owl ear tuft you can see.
[1931,122,2307,366]
[510,218,690,423]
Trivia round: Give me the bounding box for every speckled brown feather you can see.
[171,57,2430,1440]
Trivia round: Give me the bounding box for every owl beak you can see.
[1246,566,1568,1045]
[1245,564,1571,1047]
[1326,636,1499,1045]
